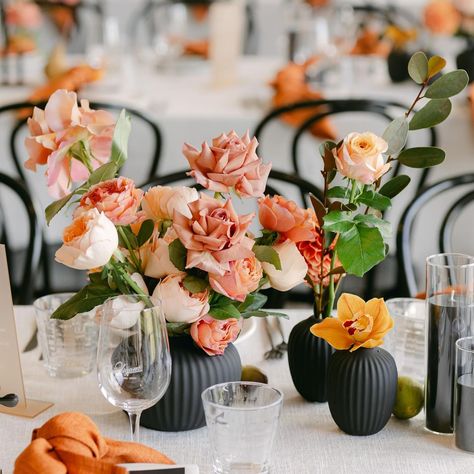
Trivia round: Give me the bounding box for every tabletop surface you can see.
[1,306,473,474]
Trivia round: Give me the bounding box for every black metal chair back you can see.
[397,174,474,296]
[0,173,41,304]
[352,4,421,29]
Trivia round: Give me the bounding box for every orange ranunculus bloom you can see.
[258,195,317,243]
[310,293,394,352]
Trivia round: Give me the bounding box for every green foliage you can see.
[45,192,74,225]
[425,70,469,99]
[254,229,279,246]
[382,117,409,155]
[326,186,350,199]
[398,147,445,168]
[137,219,155,246]
[310,193,327,224]
[409,99,452,130]
[183,275,209,293]
[408,51,428,84]
[51,281,119,320]
[111,109,132,168]
[427,56,446,78]
[379,175,411,198]
[117,225,139,250]
[87,162,118,186]
[166,322,190,336]
[168,239,187,271]
[209,304,242,320]
[324,211,354,233]
[319,141,337,172]
[357,190,391,211]
[253,245,282,270]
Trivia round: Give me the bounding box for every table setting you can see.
[3,1,474,473]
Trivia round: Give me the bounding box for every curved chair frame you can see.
[0,173,42,304]
[397,174,474,296]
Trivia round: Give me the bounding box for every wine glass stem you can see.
[128,411,141,443]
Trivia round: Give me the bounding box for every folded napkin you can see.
[183,39,209,58]
[1,34,37,56]
[351,28,390,57]
[14,412,174,474]
[270,58,337,140]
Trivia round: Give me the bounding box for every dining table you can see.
[1,305,473,474]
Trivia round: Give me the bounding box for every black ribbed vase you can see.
[141,336,242,432]
[287,315,334,402]
[456,45,474,83]
[327,347,397,436]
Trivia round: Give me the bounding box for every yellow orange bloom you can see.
[310,293,393,352]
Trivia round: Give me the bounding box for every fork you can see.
[263,318,283,360]
[275,318,288,351]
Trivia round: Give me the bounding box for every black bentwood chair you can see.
[254,98,439,299]
[397,174,474,297]
[0,99,162,295]
[141,168,323,308]
[0,173,41,304]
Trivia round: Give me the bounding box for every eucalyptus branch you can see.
[405,82,427,118]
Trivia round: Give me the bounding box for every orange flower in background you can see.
[310,293,394,351]
[424,0,461,35]
[350,28,390,57]
[258,195,317,243]
[5,2,42,29]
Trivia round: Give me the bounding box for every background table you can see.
[1,306,473,474]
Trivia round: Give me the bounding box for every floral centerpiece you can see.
[286,51,468,405]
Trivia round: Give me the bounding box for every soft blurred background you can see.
[1,0,474,307]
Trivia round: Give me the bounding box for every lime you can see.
[241,365,268,384]
[393,376,424,420]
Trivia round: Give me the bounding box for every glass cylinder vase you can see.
[425,254,474,434]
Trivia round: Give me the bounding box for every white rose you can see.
[104,295,146,330]
[55,208,118,270]
[152,273,209,323]
[262,240,308,292]
[142,185,199,221]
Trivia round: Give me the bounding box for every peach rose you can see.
[424,0,461,35]
[297,234,342,287]
[24,90,115,198]
[173,194,255,275]
[455,0,474,16]
[334,132,389,185]
[258,195,316,243]
[142,228,181,279]
[152,273,210,323]
[183,130,271,198]
[75,177,143,226]
[142,185,199,221]
[190,316,241,356]
[5,3,42,28]
[55,208,118,270]
[209,256,263,302]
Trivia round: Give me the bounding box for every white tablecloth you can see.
[1,306,473,474]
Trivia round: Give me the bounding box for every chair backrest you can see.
[0,173,42,304]
[1,99,162,183]
[352,3,421,29]
[253,98,437,199]
[396,174,474,296]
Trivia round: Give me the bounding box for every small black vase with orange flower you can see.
[312,293,398,435]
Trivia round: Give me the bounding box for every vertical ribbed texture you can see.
[288,316,335,402]
[327,347,397,436]
[141,337,242,432]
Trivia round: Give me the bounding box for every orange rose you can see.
[258,195,316,243]
[190,316,241,356]
[424,0,461,35]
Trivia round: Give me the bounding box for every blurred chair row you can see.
[1,96,473,305]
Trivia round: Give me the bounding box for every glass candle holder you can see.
[425,254,474,434]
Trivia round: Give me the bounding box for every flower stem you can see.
[349,179,358,204]
[324,252,336,318]
[117,226,142,272]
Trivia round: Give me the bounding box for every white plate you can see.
[234,317,257,346]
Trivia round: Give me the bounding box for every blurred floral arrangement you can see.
[24,89,329,356]
[424,0,474,37]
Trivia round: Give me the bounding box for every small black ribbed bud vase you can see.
[327,347,398,436]
[288,315,335,402]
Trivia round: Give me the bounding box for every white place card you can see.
[0,245,52,417]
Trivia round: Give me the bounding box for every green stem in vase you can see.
[324,252,336,319]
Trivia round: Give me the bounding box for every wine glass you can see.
[97,295,171,442]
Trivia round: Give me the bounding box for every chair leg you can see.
[40,240,52,295]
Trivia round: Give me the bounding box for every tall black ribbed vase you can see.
[327,347,397,436]
[287,315,334,402]
[141,336,242,432]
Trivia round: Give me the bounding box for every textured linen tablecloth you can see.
[1,307,474,474]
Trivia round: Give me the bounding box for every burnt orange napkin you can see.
[14,412,174,474]
[270,57,337,140]
[183,39,209,58]
[350,28,390,57]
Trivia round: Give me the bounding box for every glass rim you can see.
[456,336,474,354]
[33,292,76,310]
[385,297,424,305]
[426,253,474,269]
[103,294,160,312]
[201,381,283,411]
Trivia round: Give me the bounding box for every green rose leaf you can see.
[45,192,74,225]
[335,224,385,277]
[183,275,209,294]
[209,304,241,320]
[166,322,190,336]
[241,310,288,319]
[111,109,132,168]
[379,175,411,198]
[353,214,392,241]
[409,98,452,130]
[326,186,350,199]
[357,190,392,211]
[51,282,119,320]
[87,161,118,186]
[323,211,354,233]
[168,238,187,271]
[382,117,409,155]
[398,147,445,168]
[238,292,267,313]
[408,51,429,84]
[253,245,282,270]
[310,193,326,225]
[117,225,139,250]
[319,141,337,172]
[425,70,469,99]
[427,55,446,78]
[137,219,155,246]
